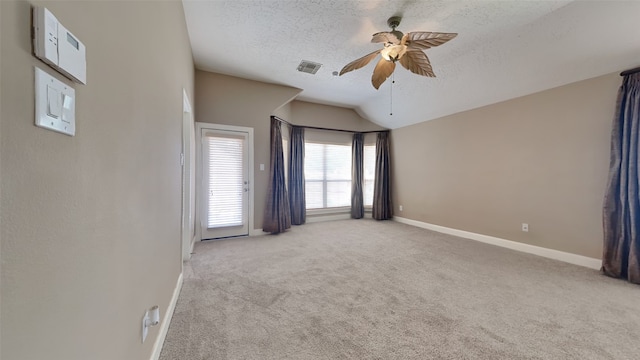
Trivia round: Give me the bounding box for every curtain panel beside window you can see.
[602,72,640,284]
[263,117,291,234]
[289,126,306,225]
[372,131,393,220]
[351,133,365,219]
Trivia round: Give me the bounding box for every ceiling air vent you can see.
[297,60,322,75]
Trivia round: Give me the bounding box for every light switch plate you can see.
[35,67,75,136]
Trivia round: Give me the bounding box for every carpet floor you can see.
[159,219,640,360]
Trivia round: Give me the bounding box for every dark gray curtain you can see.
[263,117,291,234]
[602,72,640,284]
[351,133,365,219]
[289,126,306,225]
[372,131,393,220]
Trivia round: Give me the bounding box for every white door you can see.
[200,127,250,239]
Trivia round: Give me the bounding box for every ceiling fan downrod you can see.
[387,16,404,42]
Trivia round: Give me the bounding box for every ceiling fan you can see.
[339,16,457,89]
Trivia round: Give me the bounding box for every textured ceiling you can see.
[182,0,640,129]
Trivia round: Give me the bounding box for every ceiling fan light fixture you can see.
[381,44,407,62]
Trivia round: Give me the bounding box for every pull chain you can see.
[390,72,395,116]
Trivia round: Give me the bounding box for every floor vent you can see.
[297,60,322,74]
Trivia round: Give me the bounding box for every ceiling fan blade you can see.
[371,32,401,44]
[372,58,396,89]
[406,32,458,49]
[339,50,381,76]
[399,50,435,77]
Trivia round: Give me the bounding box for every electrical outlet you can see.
[399,205,403,211]
[142,310,150,343]
[522,223,529,232]
[141,305,160,343]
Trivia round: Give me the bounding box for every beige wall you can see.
[0,1,194,359]
[392,73,620,259]
[290,100,386,132]
[195,72,386,230]
[291,101,384,145]
[273,101,291,121]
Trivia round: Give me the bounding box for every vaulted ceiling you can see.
[182,0,640,129]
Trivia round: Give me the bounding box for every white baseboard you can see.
[306,213,351,223]
[249,212,369,234]
[250,228,268,236]
[151,272,183,360]
[393,216,601,270]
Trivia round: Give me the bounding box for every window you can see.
[364,145,376,207]
[205,135,245,228]
[305,142,352,209]
[282,138,289,185]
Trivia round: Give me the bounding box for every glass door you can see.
[200,128,249,239]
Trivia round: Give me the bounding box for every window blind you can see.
[283,138,289,185]
[305,142,352,209]
[363,145,376,207]
[205,135,244,228]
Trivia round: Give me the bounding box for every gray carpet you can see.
[159,219,640,360]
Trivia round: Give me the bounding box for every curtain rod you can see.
[271,116,388,134]
[620,66,640,76]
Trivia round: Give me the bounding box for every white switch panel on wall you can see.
[35,67,76,136]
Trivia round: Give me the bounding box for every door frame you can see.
[195,122,254,241]
[181,89,195,261]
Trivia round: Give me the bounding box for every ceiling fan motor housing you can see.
[387,16,402,29]
[390,30,404,41]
